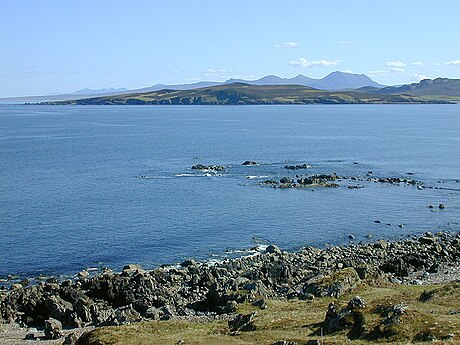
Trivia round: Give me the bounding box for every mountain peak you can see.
[316,71,384,89]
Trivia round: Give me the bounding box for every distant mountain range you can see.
[41,83,446,106]
[0,72,385,103]
[226,72,384,90]
[73,87,129,95]
[3,72,460,104]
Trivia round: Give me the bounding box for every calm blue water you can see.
[1,105,459,279]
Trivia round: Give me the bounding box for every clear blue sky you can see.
[1,0,460,97]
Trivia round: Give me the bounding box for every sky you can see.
[1,0,460,97]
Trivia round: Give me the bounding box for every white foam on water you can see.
[139,176,173,179]
[246,175,269,179]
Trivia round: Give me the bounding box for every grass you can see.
[418,95,460,102]
[76,281,460,344]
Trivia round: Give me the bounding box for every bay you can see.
[0,104,459,278]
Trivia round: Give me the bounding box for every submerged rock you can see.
[191,164,225,171]
[242,160,258,166]
[279,177,293,184]
[284,163,311,170]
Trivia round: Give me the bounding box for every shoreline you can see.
[0,227,453,290]
[1,230,459,343]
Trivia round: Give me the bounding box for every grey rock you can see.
[44,318,63,340]
[251,298,267,309]
[228,312,256,332]
[347,296,366,309]
[77,270,89,279]
[374,239,388,249]
[63,332,79,345]
[103,305,142,326]
[222,300,238,313]
[303,268,361,298]
[122,263,141,271]
[419,236,437,245]
[180,259,197,267]
[43,295,74,323]
[284,163,311,170]
[323,302,353,333]
[279,177,293,184]
[191,164,225,171]
[122,264,145,275]
[266,244,281,254]
[20,278,30,286]
[24,333,36,340]
[145,306,164,320]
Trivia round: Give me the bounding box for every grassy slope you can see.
[49,83,440,105]
[77,281,460,344]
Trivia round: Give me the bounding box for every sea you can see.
[1,104,459,281]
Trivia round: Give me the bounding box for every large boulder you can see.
[63,332,79,345]
[323,302,353,333]
[44,318,63,340]
[302,268,361,298]
[323,297,367,335]
[145,306,164,320]
[43,295,74,323]
[101,304,142,326]
[266,244,281,254]
[348,296,366,310]
[228,312,256,332]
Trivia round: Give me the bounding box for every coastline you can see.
[1,230,459,344]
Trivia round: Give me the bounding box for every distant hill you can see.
[73,87,129,95]
[372,78,460,101]
[225,74,317,86]
[41,83,444,106]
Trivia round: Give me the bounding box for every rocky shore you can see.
[1,231,459,344]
